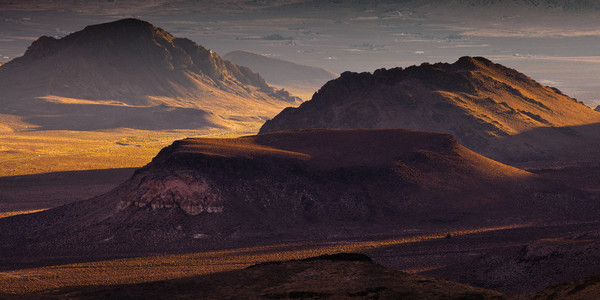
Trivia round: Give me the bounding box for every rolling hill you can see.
[224,50,337,100]
[0,18,300,131]
[260,57,600,164]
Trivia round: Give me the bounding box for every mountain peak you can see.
[0,18,300,130]
[22,18,168,59]
[454,56,493,69]
[260,57,600,162]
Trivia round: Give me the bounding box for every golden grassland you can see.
[0,224,529,294]
[0,127,259,177]
[0,209,48,219]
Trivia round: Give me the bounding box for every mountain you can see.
[0,18,300,131]
[596,105,600,112]
[1,129,591,268]
[37,253,505,299]
[224,50,337,100]
[260,56,600,164]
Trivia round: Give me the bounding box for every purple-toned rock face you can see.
[119,173,223,215]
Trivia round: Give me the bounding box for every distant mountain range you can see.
[224,50,337,99]
[0,18,300,131]
[260,56,600,164]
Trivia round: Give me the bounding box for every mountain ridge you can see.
[260,56,600,163]
[0,18,300,130]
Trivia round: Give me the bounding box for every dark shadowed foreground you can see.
[40,253,504,299]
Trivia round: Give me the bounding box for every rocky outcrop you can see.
[259,57,600,163]
[117,173,223,215]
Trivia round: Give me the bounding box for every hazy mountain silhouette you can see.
[224,50,337,99]
[0,18,300,130]
[1,129,592,267]
[260,57,600,163]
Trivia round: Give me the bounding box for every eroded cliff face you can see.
[118,173,223,215]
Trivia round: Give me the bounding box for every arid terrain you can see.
[1,1,600,299]
[1,129,599,297]
[260,56,600,165]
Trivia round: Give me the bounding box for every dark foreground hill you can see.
[0,18,300,131]
[38,253,504,299]
[224,50,337,99]
[259,57,600,164]
[0,129,594,268]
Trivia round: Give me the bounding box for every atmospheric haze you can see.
[1,1,600,299]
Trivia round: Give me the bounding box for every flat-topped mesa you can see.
[259,57,600,162]
[116,129,540,220]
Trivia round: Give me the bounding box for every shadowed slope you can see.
[0,18,300,130]
[260,57,600,163]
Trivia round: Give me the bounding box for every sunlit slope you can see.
[0,18,299,131]
[260,57,600,161]
[0,129,209,177]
